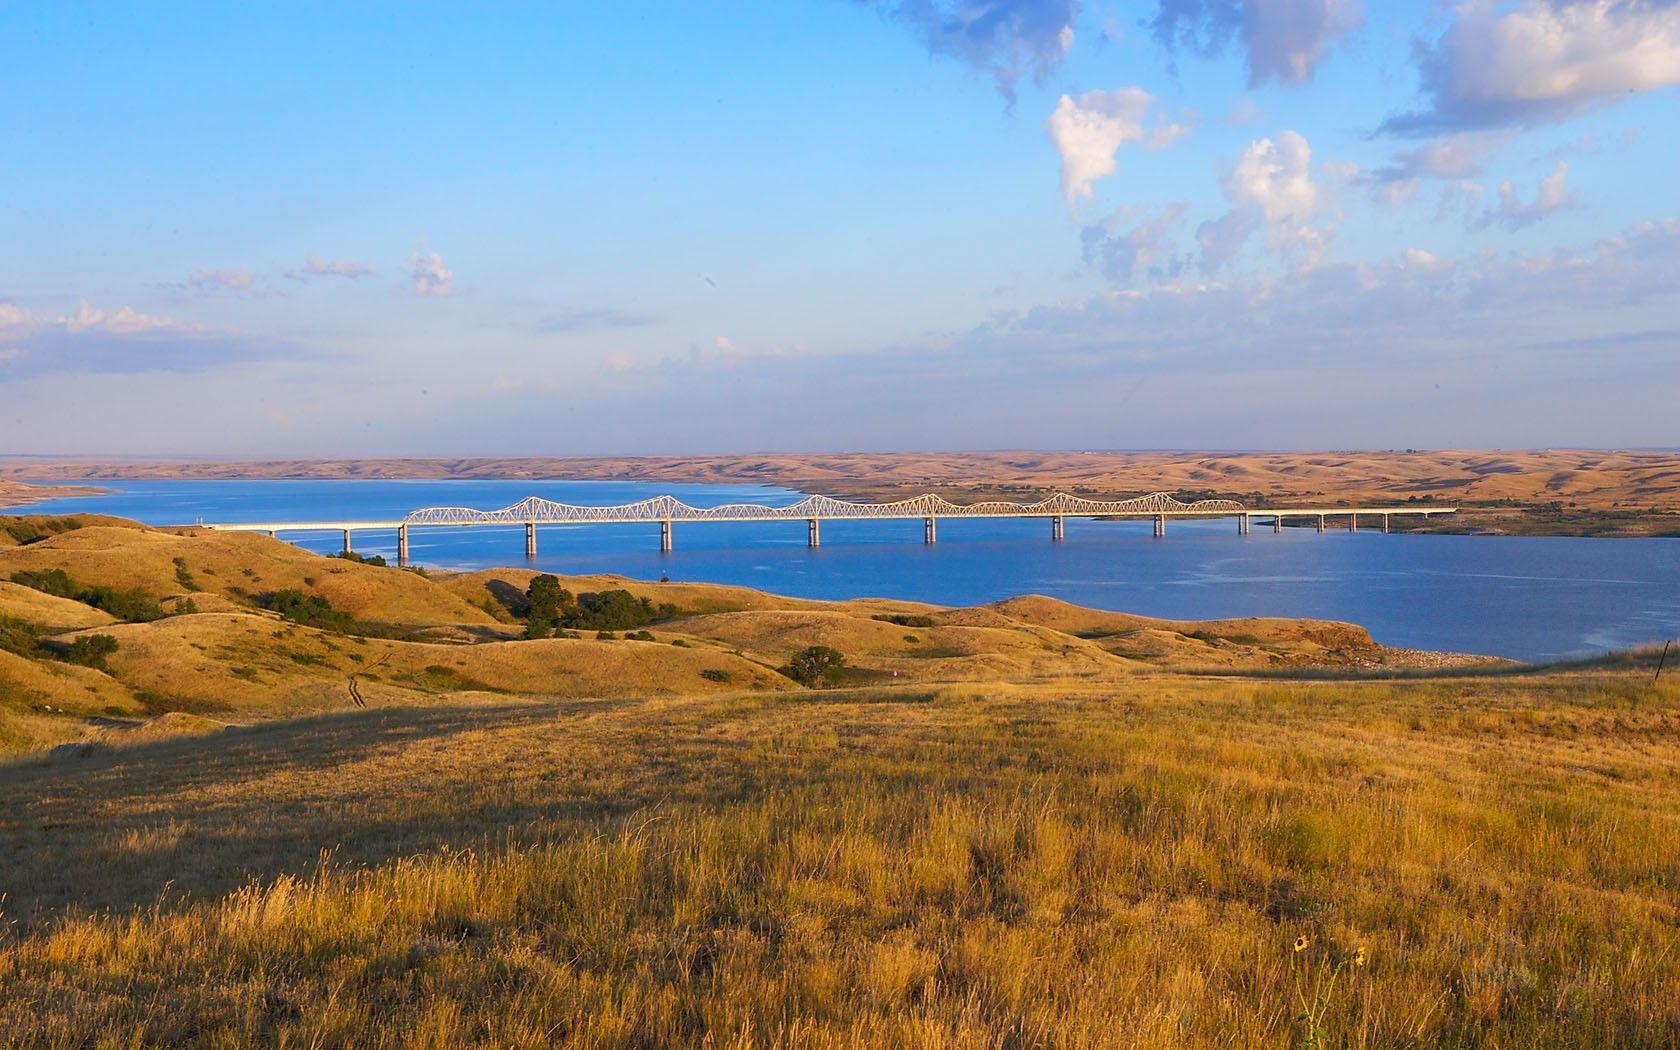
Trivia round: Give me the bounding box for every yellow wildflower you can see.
[1293,935,1309,953]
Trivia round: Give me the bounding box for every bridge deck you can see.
[197,504,1457,533]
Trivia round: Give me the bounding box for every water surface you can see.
[9,478,1677,662]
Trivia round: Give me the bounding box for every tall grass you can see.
[3,674,1679,1046]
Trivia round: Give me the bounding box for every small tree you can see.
[524,574,571,639]
[65,634,119,671]
[783,645,846,687]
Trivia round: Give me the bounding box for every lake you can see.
[7,478,1677,662]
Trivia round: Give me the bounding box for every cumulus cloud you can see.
[867,0,1079,102]
[408,250,454,298]
[187,268,255,293]
[0,298,290,378]
[1080,202,1191,283]
[1152,0,1363,86]
[1048,88,1187,210]
[1198,130,1332,271]
[287,255,377,281]
[1474,161,1579,230]
[1360,130,1510,209]
[1384,0,1680,134]
[457,220,1680,452]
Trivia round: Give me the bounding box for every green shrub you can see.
[596,630,616,641]
[0,615,44,658]
[10,569,162,622]
[782,645,846,687]
[333,551,388,567]
[171,557,201,592]
[64,634,119,670]
[260,590,357,633]
[10,569,76,599]
[873,613,935,629]
[564,590,677,631]
[700,668,731,683]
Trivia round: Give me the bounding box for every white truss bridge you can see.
[401,491,1245,525]
[196,490,1456,560]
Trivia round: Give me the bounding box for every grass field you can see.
[2,514,1676,1046]
[4,667,1678,1047]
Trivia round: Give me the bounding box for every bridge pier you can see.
[807,518,820,548]
[1382,514,1390,533]
[525,522,537,558]
[1238,513,1250,535]
[1350,513,1359,533]
[923,517,937,544]
[397,525,409,565]
[660,520,673,552]
[1273,515,1283,534]
[1051,515,1065,541]
[1316,514,1325,533]
[1153,514,1165,538]
[342,529,352,555]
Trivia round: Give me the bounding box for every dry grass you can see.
[13,449,1680,512]
[3,671,1679,1046]
[0,523,496,628]
[1,516,1467,757]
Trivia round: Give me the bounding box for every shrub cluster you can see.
[333,550,389,567]
[523,575,680,639]
[260,589,358,633]
[10,569,164,622]
[872,613,935,629]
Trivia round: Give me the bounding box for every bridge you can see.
[197,491,1457,563]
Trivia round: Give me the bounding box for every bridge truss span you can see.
[400,491,1250,526]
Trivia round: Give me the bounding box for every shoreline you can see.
[8,448,1680,537]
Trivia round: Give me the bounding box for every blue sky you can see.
[2,1,1676,456]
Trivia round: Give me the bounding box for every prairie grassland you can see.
[3,670,1678,1047]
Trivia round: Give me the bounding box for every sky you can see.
[1,0,1676,457]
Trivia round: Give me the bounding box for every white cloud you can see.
[287,255,377,281]
[187,268,255,293]
[1385,0,1680,133]
[0,298,290,378]
[409,250,455,298]
[1244,0,1363,84]
[1152,0,1363,86]
[870,0,1080,103]
[1081,202,1191,283]
[1361,130,1511,210]
[1199,130,1332,271]
[1048,88,1185,211]
[62,300,185,335]
[1475,161,1579,231]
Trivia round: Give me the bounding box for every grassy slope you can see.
[1,516,1440,755]
[2,671,1677,1046]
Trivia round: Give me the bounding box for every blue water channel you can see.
[8,478,1678,662]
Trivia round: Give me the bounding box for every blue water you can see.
[8,479,1678,662]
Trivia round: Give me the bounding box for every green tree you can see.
[64,634,119,671]
[783,645,846,687]
[524,574,571,639]
[563,589,674,631]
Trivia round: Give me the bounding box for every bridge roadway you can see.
[194,491,1458,564]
